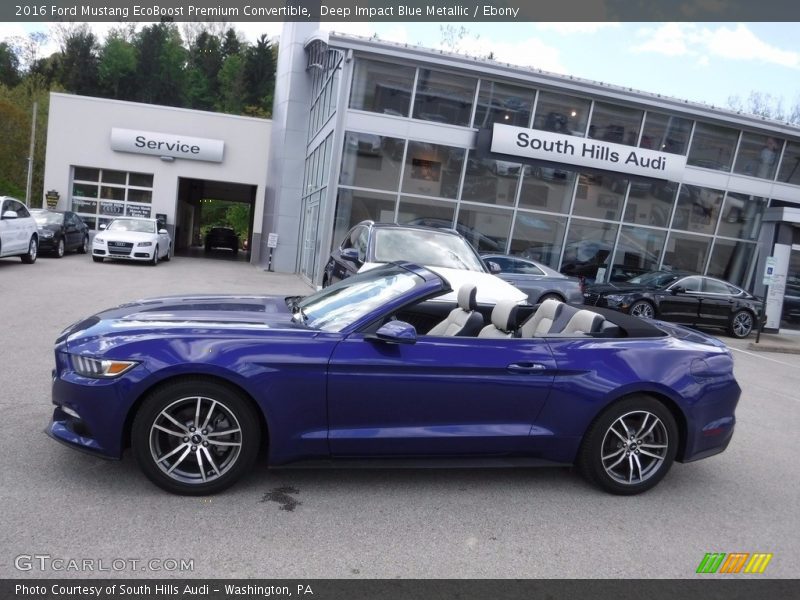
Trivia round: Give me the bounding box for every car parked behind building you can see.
[205,226,239,253]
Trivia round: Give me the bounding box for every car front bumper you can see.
[93,245,156,261]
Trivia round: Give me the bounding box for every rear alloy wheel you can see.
[55,237,65,258]
[21,236,37,264]
[579,396,678,495]
[132,380,261,495]
[78,235,89,254]
[629,300,655,319]
[729,310,754,338]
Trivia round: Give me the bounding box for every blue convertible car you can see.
[49,263,739,495]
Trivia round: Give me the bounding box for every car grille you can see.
[583,293,607,307]
[107,241,134,256]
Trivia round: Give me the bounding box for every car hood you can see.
[57,294,300,352]
[360,263,527,304]
[96,230,160,242]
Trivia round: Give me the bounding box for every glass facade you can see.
[70,167,154,230]
[323,54,800,295]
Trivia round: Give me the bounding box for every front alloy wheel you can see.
[579,396,677,495]
[629,300,655,319]
[55,238,65,258]
[21,236,37,263]
[150,245,159,266]
[132,380,260,495]
[729,310,753,338]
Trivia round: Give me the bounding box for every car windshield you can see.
[107,219,155,233]
[297,264,427,332]
[32,211,63,225]
[372,229,486,271]
[627,272,680,287]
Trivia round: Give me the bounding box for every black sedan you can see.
[583,271,763,338]
[30,209,89,258]
[204,227,239,253]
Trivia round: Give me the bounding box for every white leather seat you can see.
[427,284,483,337]
[518,298,563,338]
[561,309,604,335]
[478,299,519,338]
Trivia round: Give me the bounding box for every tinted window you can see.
[675,276,703,292]
[703,278,732,294]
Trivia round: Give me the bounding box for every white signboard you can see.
[765,245,790,330]
[267,233,279,248]
[763,256,777,286]
[490,123,687,181]
[110,128,224,163]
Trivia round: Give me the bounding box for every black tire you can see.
[92,256,104,263]
[78,235,89,254]
[538,293,564,303]
[20,236,37,264]
[629,300,655,319]
[204,244,211,253]
[163,243,171,262]
[54,237,65,258]
[150,245,159,266]
[131,379,261,495]
[728,309,754,339]
[578,395,678,495]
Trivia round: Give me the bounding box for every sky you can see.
[1,21,799,115]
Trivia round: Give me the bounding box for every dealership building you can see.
[43,23,800,330]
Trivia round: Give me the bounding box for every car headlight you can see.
[136,241,153,247]
[40,230,54,238]
[605,294,628,303]
[94,237,105,244]
[70,355,138,378]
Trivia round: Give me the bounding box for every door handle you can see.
[507,362,548,374]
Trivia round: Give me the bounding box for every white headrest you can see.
[457,284,478,311]
[491,299,519,332]
[563,309,602,334]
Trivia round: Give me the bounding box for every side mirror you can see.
[340,247,362,263]
[366,320,417,345]
[2,210,18,219]
[671,286,685,295]
[486,260,501,274]
[99,224,107,230]
[158,228,168,235]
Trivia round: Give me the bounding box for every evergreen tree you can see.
[0,42,21,87]
[57,28,100,95]
[98,34,137,100]
[243,34,276,116]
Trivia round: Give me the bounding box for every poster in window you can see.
[71,198,98,213]
[100,201,125,216]
[411,159,441,182]
[126,204,152,218]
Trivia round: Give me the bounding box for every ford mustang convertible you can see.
[48,263,739,496]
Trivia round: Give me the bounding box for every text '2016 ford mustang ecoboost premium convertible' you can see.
[48,263,739,496]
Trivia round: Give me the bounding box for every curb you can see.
[747,343,800,355]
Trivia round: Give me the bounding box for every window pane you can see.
[778,140,800,185]
[350,59,415,117]
[611,226,666,281]
[640,112,692,155]
[102,170,127,184]
[707,239,756,286]
[588,102,643,146]
[572,173,628,221]
[73,167,99,181]
[533,91,591,135]
[687,122,738,172]
[129,172,153,187]
[396,196,456,225]
[473,80,533,128]
[456,204,512,253]
[518,164,576,213]
[623,180,677,227]
[73,183,98,198]
[461,152,520,206]
[717,193,766,240]
[71,198,97,214]
[339,132,404,191]
[401,141,464,199]
[663,232,711,273]
[100,186,125,201]
[671,184,723,235]
[561,218,618,280]
[413,69,476,126]
[332,189,396,249]
[508,211,567,269]
[733,133,783,180]
[127,189,152,204]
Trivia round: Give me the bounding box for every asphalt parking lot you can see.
[1,252,798,579]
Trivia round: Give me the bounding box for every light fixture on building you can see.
[160,156,175,162]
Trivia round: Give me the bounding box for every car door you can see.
[64,212,81,250]
[697,277,737,328]
[658,276,703,323]
[158,225,170,256]
[494,256,548,302]
[0,199,25,253]
[327,333,557,456]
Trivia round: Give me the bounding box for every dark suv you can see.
[204,227,239,253]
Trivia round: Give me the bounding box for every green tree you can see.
[98,34,137,100]
[243,35,275,117]
[133,23,186,106]
[0,42,21,87]
[57,27,100,95]
[225,203,250,238]
[186,30,222,110]
[221,28,243,58]
[217,54,246,114]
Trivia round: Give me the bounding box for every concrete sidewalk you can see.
[747,331,800,354]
